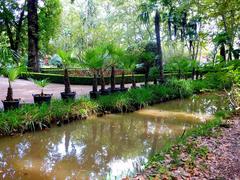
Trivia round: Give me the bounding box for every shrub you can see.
[165,78,193,98]
[127,88,153,108]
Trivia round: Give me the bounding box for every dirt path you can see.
[133,115,240,180]
[203,116,240,179]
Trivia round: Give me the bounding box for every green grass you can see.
[0,78,230,135]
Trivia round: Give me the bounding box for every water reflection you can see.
[0,93,229,179]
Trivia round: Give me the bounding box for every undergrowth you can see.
[0,77,230,135]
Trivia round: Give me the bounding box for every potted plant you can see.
[149,67,160,85]
[81,47,105,99]
[58,50,77,100]
[0,46,23,111]
[30,78,52,105]
[105,44,123,93]
[1,67,23,111]
[121,51,138,89]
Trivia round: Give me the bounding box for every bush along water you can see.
[0,78,230,136]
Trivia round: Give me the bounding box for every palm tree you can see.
[139,1,164,83]
[104,44,124,92]
[213,33,229,62]
[81,46,106,99]
[2,67,23,111]
[0,46,23,111]
[121,51,138,89]
[30,78,52,104]
[58,50,77,100]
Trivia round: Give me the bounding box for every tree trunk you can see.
[181,12,187,42]
[132,72,136,88]
[15,4,26,54]
[144,66,149,86]
[111,66,115,91]
[100,69,105,91]
[64,68,71,94]
[120,71,125,90]
[220,44,226,62]
[154,10,164,83]
[6,80,13,101]
[2,1,25,62]
[174,23,177,39]
[28,0,40,72]
[168,14,172,41]
[192,67,196,80]
[93,72,98,92]
[178,68,181,79]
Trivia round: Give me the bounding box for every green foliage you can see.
[57,49,78,68]
[0,75,233,135]
[39,0,62,53]
[149,67,160,79]
[29,78,50,88]
[0,98,98,135]
[165,78,193,98]
[5,67,22,82]
[0,46,18,66]
[81,45,107,71]
[120,50,139,72]
[127,88,153,107]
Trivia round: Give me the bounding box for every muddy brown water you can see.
[0,93,229,179]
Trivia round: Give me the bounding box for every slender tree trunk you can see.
[154,78,157,85]
[15,3,26,54]
[174,23,177,39]
[144,66,149,86]
[28,0,40,72]
[181,12,187,42]
[111,66,115,91]
[220,44,226,62]
[132,72,136,88]
[120,71,125,90]
[6,80,13,101]
[154,10,164,83]
[178,68,181,79]
[64,68,71,94]
[93,72,98,92]
[168,13,172,41]
[100,69,105,91]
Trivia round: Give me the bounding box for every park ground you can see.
[0,76,142,109]
[133,114,240,180]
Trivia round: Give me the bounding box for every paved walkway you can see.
[0,77,144,109]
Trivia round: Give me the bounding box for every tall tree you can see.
[154,9,164,83]
[139,1,164,83]
[28,0,40,72]
[0,0,26,57]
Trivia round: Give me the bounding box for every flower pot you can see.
[33,94,52,105]
[108,88,121,93]
[100,89,110,96]
[2,99,20,111]
[120,88,128,92]
[61,92,76,101]
[90,91,100,99]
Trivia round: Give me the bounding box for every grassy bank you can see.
[141,110,232,179]
[0,78,228,136]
